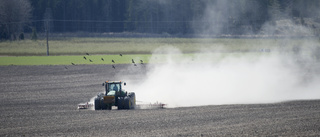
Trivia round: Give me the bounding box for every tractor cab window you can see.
[108,83,120,92]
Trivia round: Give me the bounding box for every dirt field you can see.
[1,64,320,136]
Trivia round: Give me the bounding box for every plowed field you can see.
[1,65,320,136]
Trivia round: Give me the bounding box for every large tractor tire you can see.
[117,97,124,110]
[94,98,101,110]
[124,96,131,109]
[128,92,136,109]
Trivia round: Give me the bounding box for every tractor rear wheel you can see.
[118,98,124,110]
[94,98,101,110]
[128,92,136,109]
[124,96,131,109]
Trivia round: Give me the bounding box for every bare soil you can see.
[1,65,320,136]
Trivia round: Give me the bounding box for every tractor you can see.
[94,81,136,110]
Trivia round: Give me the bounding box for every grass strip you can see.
[0,52,270,66]
[0,54,153,66]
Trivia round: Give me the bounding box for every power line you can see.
[2,20,44,24]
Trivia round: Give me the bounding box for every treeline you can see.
[1,0,320,40]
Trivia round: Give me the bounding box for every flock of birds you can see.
[68,53,144,69]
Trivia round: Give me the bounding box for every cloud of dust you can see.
[131,46,320,108]
[124,1,320,108]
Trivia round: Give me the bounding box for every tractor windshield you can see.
[108,83,120,92]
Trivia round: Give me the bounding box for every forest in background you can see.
[1,0,320,40]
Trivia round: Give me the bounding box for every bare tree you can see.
[0,0,32,40]
[268,0,282,20]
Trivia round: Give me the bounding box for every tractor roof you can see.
[105,81,122,83]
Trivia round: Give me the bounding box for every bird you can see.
[120,54,122,57]
[89,59,93,62]
[71,62,75,65]
[83,56,87,60]
[140,60,143,63]
[132,59,135,63]
[134,63,137,66]
[112,65,115,69]
[86,53,89,56]
[112,60,115,63]
[64,66,68,69]
[101,58,104,61]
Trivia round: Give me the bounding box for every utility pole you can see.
[44,8,52,56]
[46,19,49,56]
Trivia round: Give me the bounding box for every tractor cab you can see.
[103,81,126,97]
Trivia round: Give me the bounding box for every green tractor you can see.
[94,81,136,110]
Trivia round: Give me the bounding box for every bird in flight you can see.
[112,60,115,63]
[101,58,104,61]
[83,56,87,60]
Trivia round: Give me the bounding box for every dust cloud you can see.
[119,1,320,108]
[132,47,320,108]
[126,1,320,108]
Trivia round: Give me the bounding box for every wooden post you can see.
[46,19,49,56]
